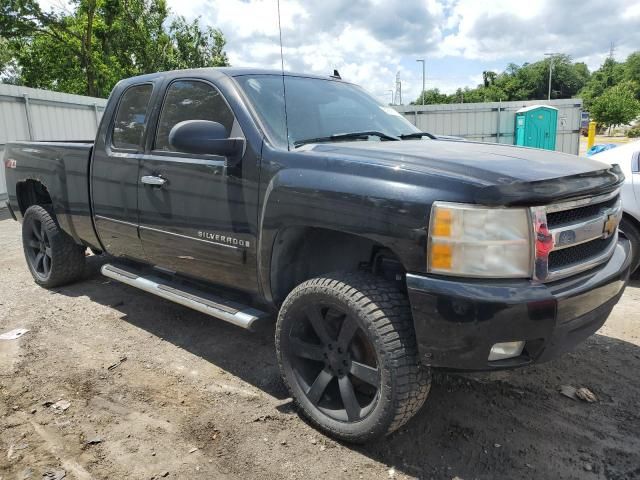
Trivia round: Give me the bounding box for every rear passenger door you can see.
[92,83,155,260]
[137,78,257,291]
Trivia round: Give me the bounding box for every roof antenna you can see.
[331,69,341,79]
[277,0,290,150]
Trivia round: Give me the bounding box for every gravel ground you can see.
[1,207,639,480]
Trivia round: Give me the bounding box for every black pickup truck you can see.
[3,68,632,442]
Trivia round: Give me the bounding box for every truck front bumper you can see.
[406,238,631,371]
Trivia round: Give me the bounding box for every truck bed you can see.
[3,141,101,250]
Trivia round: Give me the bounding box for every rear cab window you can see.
[111,84,153,150]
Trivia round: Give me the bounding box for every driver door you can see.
[137,78,256,291]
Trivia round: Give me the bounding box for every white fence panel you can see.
[394,98,583,156]
[0,84,107,202]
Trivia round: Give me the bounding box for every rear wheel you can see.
[620,217,640,276]
[275,272,430,443]
[22,205,86,288]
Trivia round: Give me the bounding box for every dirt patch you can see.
[1,209,639,479]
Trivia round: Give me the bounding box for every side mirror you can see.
[168,120,244,160]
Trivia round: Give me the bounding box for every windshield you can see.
[235,75,421,149]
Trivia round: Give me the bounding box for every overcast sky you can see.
[40,0,640,103]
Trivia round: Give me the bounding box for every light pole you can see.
[544,52,562,101]
[416,59,425,105]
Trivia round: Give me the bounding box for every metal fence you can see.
[0,84,107,202]
[393,98,583,155]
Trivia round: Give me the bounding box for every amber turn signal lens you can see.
[430,243,452,270]
[432,208,452,237]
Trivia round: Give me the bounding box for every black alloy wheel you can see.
[276,272,431,443]
[24,215,53,280]
[21,205,86,288]
[287,303,380,423]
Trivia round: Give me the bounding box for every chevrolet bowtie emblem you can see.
[603,213,619,239]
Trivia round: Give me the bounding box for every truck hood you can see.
[303,139,625,205]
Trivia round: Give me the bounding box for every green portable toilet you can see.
[514,105,558,150]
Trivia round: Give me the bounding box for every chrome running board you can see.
[101,263,267,330]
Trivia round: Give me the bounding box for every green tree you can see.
[165,17,228,70]
[413,88,448,105]
[625,53,640,79]
[579,57,626,109]
[1,0,107,95]
[622,52,640,99]
[590,82,640,131]
[495,55,589,100]
[413,54,593,106]
[410,51,639,107]
[547,56,590,98]
[0,0,229,97]
[0,37,21,84]
[482,70,497,87]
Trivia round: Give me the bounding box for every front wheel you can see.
[22,205,86,288]
[275,272,430,443]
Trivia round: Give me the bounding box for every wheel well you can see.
[270,226,406,303]
[16,180,53,216]
[621,212,640,237]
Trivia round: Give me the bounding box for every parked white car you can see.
[592,140,640,274]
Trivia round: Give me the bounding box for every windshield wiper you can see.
[398,132,437,140]
[293,131,399,148]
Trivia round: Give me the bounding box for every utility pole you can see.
[416,59,425,105]
[544,52,562,101]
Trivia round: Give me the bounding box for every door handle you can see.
[141,175,167,187]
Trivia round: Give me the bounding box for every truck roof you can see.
[117,67,347,86]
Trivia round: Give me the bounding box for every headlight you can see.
[427,202,532,278]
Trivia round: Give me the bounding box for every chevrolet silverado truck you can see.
[2,68,632,442]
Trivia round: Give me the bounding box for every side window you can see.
[155,80,235,152]
[112,84,153,150]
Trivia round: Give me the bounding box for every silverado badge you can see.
[198,231,250,248]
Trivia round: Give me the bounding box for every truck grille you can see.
[546,195,619,229]
[548,235,616,270]
[532,189,622,282]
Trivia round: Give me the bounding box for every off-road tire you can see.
[275,271,431,443]
[620,217,640,276]
[22,205,86,288]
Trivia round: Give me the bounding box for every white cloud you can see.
[162,0,446,99]
[439,0,640,68]
[624,2,640,17]
[36,0,640,101]
[164,0,638,100]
